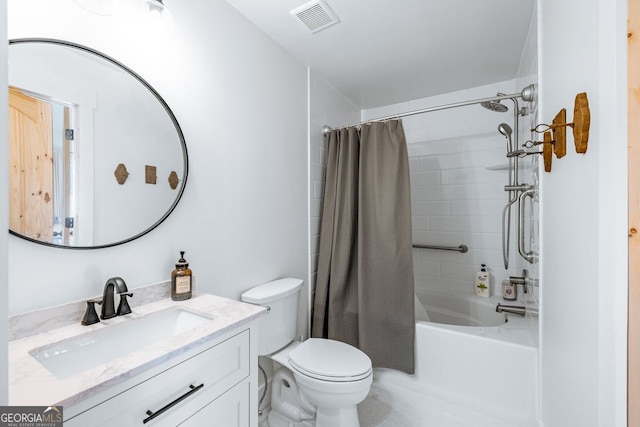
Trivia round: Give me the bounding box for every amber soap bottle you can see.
[171,251,193,301]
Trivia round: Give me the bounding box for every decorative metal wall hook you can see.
[523,138,555,149]
[520,133,554,171]
[519,134,555,166]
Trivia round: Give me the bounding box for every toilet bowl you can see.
[268,339,372,427]
[268,367,315,427]
[241,278,373,427]
[287,338,372,427]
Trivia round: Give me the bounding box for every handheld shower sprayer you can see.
[498,122,512,136]
[498,123,513,151]
[498,122,517,270]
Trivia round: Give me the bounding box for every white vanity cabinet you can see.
[65,328,254,426]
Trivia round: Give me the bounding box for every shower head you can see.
[481,99,508,113]
[498,123,513,137]
[481,92,509,113]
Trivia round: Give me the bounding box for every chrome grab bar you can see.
[518,186,538,264]
[412,244,468,253]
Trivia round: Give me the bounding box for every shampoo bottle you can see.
[171,251,193,301]
[475,264,490,298]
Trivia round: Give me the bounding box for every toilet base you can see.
[267,409,315,427]
[316,407,360,427]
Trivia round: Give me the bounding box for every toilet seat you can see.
[289,338,372,382]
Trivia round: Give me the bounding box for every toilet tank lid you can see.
[241,278,303,304]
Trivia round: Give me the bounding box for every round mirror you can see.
[8,38,188,249]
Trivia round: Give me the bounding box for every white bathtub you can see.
[416,287,508,327]
[372,289,540,426]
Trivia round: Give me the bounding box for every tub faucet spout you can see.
[495,303,526,317]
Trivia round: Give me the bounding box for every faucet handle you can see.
[81,298,103,326]
[117,292,133,316]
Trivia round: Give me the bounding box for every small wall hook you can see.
[114,163,130,185]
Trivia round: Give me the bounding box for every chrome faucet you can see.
[101,277,134,320]
[496,303,538,317]
[496,303,526,316]
[509,269,533,293]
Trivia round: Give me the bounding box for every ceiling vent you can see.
[290,0,340,34]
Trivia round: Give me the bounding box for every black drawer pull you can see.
[143,383,204,424]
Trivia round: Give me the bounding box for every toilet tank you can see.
[241,278,303,356]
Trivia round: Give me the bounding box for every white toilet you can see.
[241,278,373,427]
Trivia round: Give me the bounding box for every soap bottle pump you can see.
[475,264,490,298]
[171,251,193,301]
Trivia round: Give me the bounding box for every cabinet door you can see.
[179,381,249,427]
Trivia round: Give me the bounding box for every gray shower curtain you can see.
[311,120,415,374]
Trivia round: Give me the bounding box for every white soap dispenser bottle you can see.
[475,264,490,297]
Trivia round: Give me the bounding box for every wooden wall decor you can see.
[543,131,553,172]
[145,165,157,185]
[573,92,591,153]
[114,163,129,185]
[552,108,567,158]
[532,91,591,171]
[168,171,179,190]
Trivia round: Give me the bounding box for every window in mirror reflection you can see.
[9,86,79,246]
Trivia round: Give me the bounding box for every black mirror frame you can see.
[8,38,189,249]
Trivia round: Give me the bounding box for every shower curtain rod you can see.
[322,84,536,135]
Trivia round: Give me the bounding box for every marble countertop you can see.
[9,293,266,408]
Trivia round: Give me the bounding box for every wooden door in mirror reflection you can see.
[8,87,53,242]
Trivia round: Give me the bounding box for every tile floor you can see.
[358,380,520,427]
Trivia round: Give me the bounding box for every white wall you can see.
[7,0,308,315]
[363,80,539,299]
[538,0,627,425]
[0,0,9,405]
[308,70,360,331]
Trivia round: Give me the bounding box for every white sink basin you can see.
[29,307,213,379]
